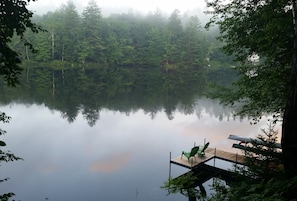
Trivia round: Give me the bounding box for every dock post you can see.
[235,153,238,171]
[168,152,171,190]
[213,147,216,167]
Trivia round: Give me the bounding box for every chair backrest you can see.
[201,142,209,152]
[190,146,200,156]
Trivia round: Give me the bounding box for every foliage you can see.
[0,112,22,200]
[241,122,283,178]
[161,172,206,199]
[205,0,293,121]
[205,0,297,175]
[161,173,196,194]
[0,0,42,86]
[0,192,16,201]
[209,175,297,201]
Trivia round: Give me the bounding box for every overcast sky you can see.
[28,0,207,16]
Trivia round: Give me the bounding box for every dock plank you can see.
[206,148,246,164]
[170,152,214,169]
[170,147,246,169]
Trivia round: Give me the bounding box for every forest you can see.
[10,0,234,70]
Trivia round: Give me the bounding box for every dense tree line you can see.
[10,0,232,70]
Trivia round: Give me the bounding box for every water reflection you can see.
[0,101,275,201]
[0,67,237,126]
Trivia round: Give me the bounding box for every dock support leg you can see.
[168,152,172,190]
[235,153,238,171]
[213,147,216,167]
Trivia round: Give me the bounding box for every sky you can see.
[28,0,207,16]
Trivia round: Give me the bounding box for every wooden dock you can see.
[168,136,283,193]
[168,147,248,193]
[170,147,245,169]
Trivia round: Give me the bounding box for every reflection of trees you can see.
[0,66,238,125]
[194,98,241,121]
[82,107,101,127]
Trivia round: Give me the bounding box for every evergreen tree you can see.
[81,0,105,63]
[181,16,206,67]
[33,30,51,62]
[164,9,184,65]
[59,1,80,62]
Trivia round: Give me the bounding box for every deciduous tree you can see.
[206,0,297,175]
[0,0,41,86]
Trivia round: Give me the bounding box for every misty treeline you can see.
[11,0,233,69]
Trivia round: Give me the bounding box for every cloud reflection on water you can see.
[89,152,132,173]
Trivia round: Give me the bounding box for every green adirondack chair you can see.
[181,146,200,162]
[197,142,210,157]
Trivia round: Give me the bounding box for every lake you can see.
[0,99,276,201]
[0,67,279,200]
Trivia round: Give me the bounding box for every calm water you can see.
[0,98,276,201]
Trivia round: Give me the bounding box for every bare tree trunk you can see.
[281,0,297,176]
[25,45,30,61]
[50,28,55,60]
[61,43,64,61]
[26,66,30,83]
